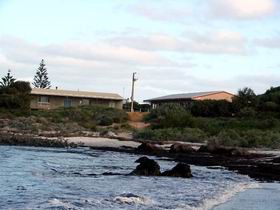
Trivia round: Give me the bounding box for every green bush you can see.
[32,105,128,128]
[191,100,234,117]
[208,129,280,149]
[237,107,256,118]
[145,103,193,128]
[134,127,206,143]
[96,115,113,126]
[0,81,31,112]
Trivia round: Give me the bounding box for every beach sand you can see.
[66,136,141,148]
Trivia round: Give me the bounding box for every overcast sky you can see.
[0,0,279,101]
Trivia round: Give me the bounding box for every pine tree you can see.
[32,59,51,89]
[0,69,16,87]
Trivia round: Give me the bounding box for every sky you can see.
[0,0,280,101]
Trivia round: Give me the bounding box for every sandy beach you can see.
[66,136,141,148]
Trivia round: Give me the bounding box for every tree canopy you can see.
[0,70,16,88]
[33,59,51,89]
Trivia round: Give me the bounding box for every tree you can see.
[258,86,280,112]
[0,69,16,88]
[0,81,31,111]
[232,87,257,110]
[32,59,51,89]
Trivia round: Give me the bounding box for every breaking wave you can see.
[113,193,153,205]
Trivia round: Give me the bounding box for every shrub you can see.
[208,129,280,149]
[208,129,243,147]
[146,103,193,128]
[0,81,31,113]
[262,101,279,112]
[191,100,234,117]
[134,127,206,143]
[237,107,256,118]
[31,105,128,128]
[96,115,113,126]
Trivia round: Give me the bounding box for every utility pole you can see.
[130,72,137,112]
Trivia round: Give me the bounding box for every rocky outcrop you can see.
[197,145,208,153]
[170,143,195,154]
[198,145,249,157]
[130,157,192,178]
[161,163,192,178]
[136,142,164,154]
[130,157,161,176]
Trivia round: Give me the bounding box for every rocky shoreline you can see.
[87,142,280,182]
[1,132,280,181]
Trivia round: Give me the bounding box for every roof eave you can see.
[30,92,123,101]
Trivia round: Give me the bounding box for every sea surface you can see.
[0,146,279,210]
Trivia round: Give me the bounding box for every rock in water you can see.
[170,143,195,154]
[136,142,164,154]
[130,156,161,176]
[161,163,192,178]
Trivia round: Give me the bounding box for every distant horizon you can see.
[0,0,279,102]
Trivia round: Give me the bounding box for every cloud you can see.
[107,30,247,55]
[0,36,174,67]
[185,30,247,54]
[255,37,280,48]
[0,36,192,100]
[0,35,274,102]
[129,1,192,22]
[208,0,277,19]
[130,0,277,22]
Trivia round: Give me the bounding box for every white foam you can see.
[175,182,260,210]
[113,193,153,205]
[48,198,77,209]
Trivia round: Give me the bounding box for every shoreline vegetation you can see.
[134,87,280,149]
[0,133,76,148]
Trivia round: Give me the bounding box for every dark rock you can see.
[170,143,195,154]
[130,156,161,176]
[197,145,208,153]
[272,157,280,163]
[135,156,150,163]
[198,144,249,157]
[136,142,164,154]
[212,147,249,157]
[161,163,192,178]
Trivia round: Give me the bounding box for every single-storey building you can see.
[30,88,123,110]
[144,91,235,109]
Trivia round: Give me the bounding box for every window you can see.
[64,99,72,108]
[81,99,90,105]
[109,102,115,108]
[38,96,49,103]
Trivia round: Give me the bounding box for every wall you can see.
[30,95,123,110]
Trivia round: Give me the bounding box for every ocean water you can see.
[0,146,270,210]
